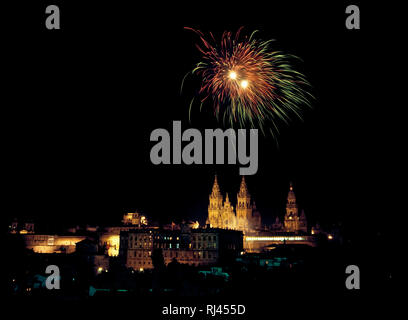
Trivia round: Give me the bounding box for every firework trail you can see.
[182,27,313,136]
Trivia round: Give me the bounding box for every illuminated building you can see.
[122,212,148,226]
[245,182,314,251]
[206,175,261,233]
[16,178,318,259]
[206,176,314,251]
[244,235,317,251]
[22,234,88,253]
[99,212,153,257]
[119,226,243,270]
[284,182,307,233]
[99,233,120,256]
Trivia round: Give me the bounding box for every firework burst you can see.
[183,27,313,136]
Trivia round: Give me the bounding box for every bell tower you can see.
[236,176,252,231]
[299,209,308,233]
[284,182,300,232]
[207,175,223,228]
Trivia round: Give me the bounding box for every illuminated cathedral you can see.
[283,182,307,233]
[206,175,262,233]
[207,176,308,235]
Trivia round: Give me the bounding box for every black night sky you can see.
[3,2,400,244]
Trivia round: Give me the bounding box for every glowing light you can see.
[328,234,333,240]
[106,235,120,257]
[245,236,306,241]
[192,221,200,229]
[97,267,103,273]
[240,80,249,89]
[229,71,237,79]
[139,268,144,272]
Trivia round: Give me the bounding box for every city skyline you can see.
[7,173,334,232]
[3,3,398,313]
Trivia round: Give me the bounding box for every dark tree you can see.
[151,248,165,271]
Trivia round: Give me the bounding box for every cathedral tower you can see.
[236,176,252,231]
[222,193,236,229]
[284,182,307,233]
[207,175,223,227]
[284,182,298,232]
[206,175,262,232]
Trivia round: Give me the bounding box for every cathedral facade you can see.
[206,175,262,233]
[283,182,307,233]
[207,176,308,235]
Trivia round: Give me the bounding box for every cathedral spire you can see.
[287,181,296,203]
[224,192,232,207]
[238,176,250,197]
[284,181,306,233]
[211,174,221,197]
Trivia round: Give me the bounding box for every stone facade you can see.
[120,227,243,270]
[284,183,307,233]
[122,212,148,226]
[22,234,87,254]
[206,175,261,233]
